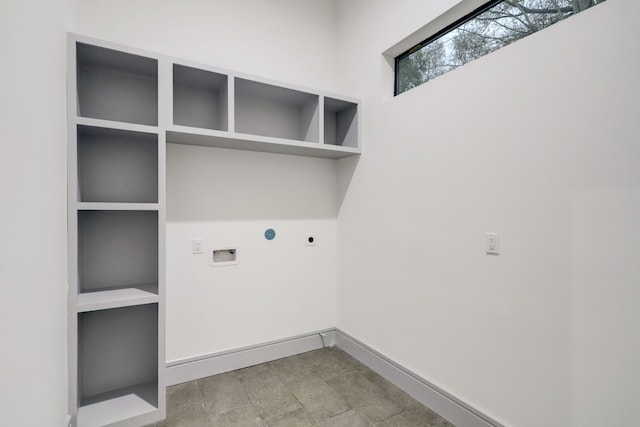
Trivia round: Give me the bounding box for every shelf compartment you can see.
[324,97,358,148]
[77,284,158,312]
[77,381,157,427]
[78,210,158,293]
[173,64,228,131]
[235,78,319,143]
[78,304,158,426]
[77,42,158,126]
[77,126,158,203]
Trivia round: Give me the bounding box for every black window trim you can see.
[394,0,503,96]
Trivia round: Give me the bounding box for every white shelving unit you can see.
[68,36,165,427]
[67,33,361,427]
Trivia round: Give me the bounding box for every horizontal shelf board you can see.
[75,116,158,134]
[75,202,159,211]
[78,381,158,427]
[77,285,159,312]
[235,77,318,105]
[167,127,360,159]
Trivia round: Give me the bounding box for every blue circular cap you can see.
[264,228,276,240]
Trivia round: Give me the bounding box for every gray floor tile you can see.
[297,348,357,381]
[159,348,455,427]
[375,408,455,427]
[167,381,203,409]
[240,369,302,421]
[215,405,266,427]
[317,409,373,427]
[269,354,315,385]
[288,374,351,421]
[327,372,403,423]
[236,363,272,381]
[157,401,211,427]
[198,371,252,417]
[359,368,423,411]
[265,407,316,427]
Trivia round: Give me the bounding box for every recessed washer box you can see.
[209,248,238,267]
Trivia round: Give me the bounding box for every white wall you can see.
[335,1,640,426]
[69,0,341,361]
[0,0,70,425]
[166,145,337,361]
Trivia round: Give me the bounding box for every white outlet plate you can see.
[486,232,500,255]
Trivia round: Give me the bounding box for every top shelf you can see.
[72,35,360,159]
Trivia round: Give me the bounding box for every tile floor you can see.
[150,347,455,427]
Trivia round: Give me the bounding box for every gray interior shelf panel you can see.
[78,210,158,292]
[78,304,158,404]
[77,126,158,203]
[173,64,228,131]
[324,97,358,147]
[77,42,158,126]
[235,78,319,142]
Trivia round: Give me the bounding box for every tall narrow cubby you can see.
[235,77,319,142]
[68,35,165,427]
[324,97,358,147]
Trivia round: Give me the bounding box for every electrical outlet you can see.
[486,232,499,255]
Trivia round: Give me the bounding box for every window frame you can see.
[394,0,504,96]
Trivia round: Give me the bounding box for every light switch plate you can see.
[193,238,203,254]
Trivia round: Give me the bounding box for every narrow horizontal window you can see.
[395,0,607,95]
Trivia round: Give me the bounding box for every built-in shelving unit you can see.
[68,36,165,427]
[68,33,361,427]
[166,57,360,159]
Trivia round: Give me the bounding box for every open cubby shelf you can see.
[77,43,158,126]
[173,64,228,131]
[234,78,319,143]
[77,210,158,294]
[78,304,158,426]
[324,97,358,148]
[169,73,359,157]
[77,126,158,203]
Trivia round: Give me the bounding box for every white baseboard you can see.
[165,328,503,427]
[165,329,336,385]
[335,329,504,427]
